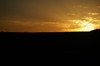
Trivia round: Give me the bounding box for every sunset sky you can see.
[0,0,100,32]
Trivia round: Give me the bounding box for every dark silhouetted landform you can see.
[0,29,100,65]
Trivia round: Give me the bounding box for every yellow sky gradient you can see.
[0,0,100,32]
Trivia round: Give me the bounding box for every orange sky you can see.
[0,0,100,32]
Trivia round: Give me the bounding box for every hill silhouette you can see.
[0,29,100,65]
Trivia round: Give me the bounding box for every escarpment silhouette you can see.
[0,29,100,65]
[90,29,100,52]
[0,29,100,48]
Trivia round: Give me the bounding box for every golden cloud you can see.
[88,13,99,15]
[98,6,100,8]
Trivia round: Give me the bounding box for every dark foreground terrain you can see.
[0,29,100,65]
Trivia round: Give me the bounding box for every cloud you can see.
[98,6,100,8]
[67,13,76,15]
[88,13,99,15]
[73,6,76,7]
[78,6,82,7]
[73,5,82,8]
[83,7,88,8]
[73,6,89,9]
[0,19,62,27]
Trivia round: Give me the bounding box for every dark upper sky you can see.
[0,0,100,32]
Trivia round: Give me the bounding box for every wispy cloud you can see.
[98,6,100,8]
[83,7,88,8]
[73,5,89,9]
[67,13,76,15]
[73,5,82,8]
[78,6,82,7]
[88,13,99,15]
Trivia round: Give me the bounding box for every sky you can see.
[0,0,100,32]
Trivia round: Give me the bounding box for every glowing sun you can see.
[79,21,95,31]
[74,17,98,32]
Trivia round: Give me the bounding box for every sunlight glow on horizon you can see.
[78,21,95,31]
[64,16,100,32]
